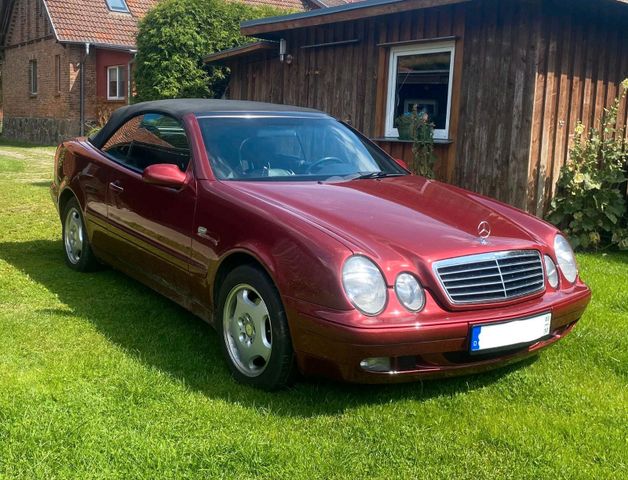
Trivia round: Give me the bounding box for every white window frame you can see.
[384,40,456,140]
[107,66,126,101]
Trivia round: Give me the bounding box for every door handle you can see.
[109,181,124,193]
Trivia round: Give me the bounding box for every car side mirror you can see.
[142,164,187,188]
[395,158,410,170]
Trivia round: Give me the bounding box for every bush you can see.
[410,109,437,179]
[547,79,628,250]
[134,0,285,101]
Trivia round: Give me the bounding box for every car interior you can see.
[204,122,372,179]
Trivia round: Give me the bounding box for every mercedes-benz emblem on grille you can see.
[477,221,491,244]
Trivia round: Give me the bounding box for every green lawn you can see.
[0,139,626,480]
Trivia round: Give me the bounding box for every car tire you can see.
[217,264,297,390]
[61,197,99,272]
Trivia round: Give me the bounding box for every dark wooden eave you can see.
[241,0,471,37]
[203,41,277,64]
[241,0,628,38]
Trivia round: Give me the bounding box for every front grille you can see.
[433,250,545,305]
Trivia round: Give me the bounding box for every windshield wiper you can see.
[350,172,406,180]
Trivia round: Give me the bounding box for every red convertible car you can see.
[51,99,591,389]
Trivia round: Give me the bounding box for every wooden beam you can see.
[300,38,360,49]
[373,17,389,137]
[443,5,465,184]
[377,35,457,47]
[203,41,277,64]
[241,0,470,37]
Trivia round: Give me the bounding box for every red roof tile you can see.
[43,0,312,49]
[44,0,157,48]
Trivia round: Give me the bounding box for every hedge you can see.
[134,0,286,102]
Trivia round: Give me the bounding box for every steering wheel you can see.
[306,156,345,173]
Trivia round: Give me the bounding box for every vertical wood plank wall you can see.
[228,18,383,135]
[455,0,540,210]
[226,3,466,181]
[527,0,628,215]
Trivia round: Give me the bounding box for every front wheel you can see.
[61,197,99,272]
[217,265,296,390]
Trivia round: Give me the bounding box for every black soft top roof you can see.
[89,99,326,149]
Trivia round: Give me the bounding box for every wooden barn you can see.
[205,0,628,215]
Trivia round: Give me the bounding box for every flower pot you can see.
[397,124,413,141]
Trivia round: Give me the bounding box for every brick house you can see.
[0,0,161,144]
[0,0,322,144]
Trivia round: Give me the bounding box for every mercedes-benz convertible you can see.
[51,99,591,389]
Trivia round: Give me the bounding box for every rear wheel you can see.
[62,197,99,272]
[217,265,296,390]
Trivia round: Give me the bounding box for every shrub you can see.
[547,79,628,250]
[134,0,285,102]
[410,109,437,179]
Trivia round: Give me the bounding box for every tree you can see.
[134,0,284,101]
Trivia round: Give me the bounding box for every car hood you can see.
[226,175,546,269]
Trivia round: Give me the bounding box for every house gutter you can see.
[61,40,137,52]
[127,53,136,105]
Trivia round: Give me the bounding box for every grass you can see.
[0,139,626,480]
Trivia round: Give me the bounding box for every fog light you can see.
[360,357,391,373]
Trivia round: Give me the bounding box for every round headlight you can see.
[544,255,559,289]
[342,256,387,315]
[395,273,425,312]
[554,235,578,284]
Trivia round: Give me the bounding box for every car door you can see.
[99,113,197,302]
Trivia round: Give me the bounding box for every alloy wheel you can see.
[222,283,273,377]
[64,207,83,265]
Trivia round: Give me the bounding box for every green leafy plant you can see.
[394,112,415,141]
[134,0,285,102]
[410,109,437,179]
[394,113,414,128]
[547,79,628,250]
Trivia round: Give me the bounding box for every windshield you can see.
[198,116,407,181]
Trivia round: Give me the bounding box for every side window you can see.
[102,113,191,172]
[107,66,127,101]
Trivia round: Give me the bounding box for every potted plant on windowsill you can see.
[394,112,414,140]
[411,109,437,179]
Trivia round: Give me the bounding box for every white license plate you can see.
[470,313,552,353]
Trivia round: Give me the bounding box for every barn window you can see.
[29,60,38,95]
[107,66,127,101]
[385,41,455,140]
[105,0,130,13]
[55,55,61,94]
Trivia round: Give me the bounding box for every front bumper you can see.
[284,282,591,383]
